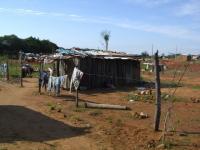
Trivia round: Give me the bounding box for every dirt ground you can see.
[0,67,200,150]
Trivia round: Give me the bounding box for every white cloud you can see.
[117,22,197,40]
[126,0,172,6]
[176,0,200,16]
[68,14,81,17]
[0,8,46,15]
[0,7,199,41]
[0,7,70,17]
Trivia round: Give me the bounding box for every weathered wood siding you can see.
[79,57,140,89]
[58,57,140,89]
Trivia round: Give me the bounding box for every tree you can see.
[141,51,149,58]
[101,30,110,51]
[0,34,58,55]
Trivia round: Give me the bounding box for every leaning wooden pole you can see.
[154,50,161,131]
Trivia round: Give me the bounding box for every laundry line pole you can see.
[6,59,9,81]
[19,51,23,87]
[76,89,79,107]
[38,62,42,94]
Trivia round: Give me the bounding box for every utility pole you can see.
[154,50,161,131]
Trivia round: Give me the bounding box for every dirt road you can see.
[0,78,200,150]
[0,79,98,150]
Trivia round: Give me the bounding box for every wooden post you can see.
[75,89,79,107]
[19,51,23,87]
[154,50,161,131]
[38,62,42,94]
[6,60,9,81]
[56,59,60,77]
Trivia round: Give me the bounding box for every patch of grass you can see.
[192,85,200,90]
[126,92,155,102]
[115,119,123,127]
[89,110,102,116]
[0,148,8,150]
[70,115,82,122]
[106,116,113,124]
[73,107,87,113]
[125,112,133,119]
[46,103,57,111]
[46,102,63,112]
[163,140,173,150]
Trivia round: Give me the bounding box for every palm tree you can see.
[101,30,110,51]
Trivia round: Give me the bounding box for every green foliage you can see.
[106,116,113,124]
[141,51,149,57]
[192,85,200,90]
[89,110,102,116]
[0,34,58,56]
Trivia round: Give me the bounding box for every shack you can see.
[47,48,141,89]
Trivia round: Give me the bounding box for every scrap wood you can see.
[84,102,127,110]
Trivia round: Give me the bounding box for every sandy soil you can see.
[0,76,200,150]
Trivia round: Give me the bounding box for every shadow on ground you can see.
[0,105,90,143]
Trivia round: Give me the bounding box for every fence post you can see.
[154,50,161,131]
[76,89,79,107]
[38,62,42,94]
[19,51,23,87]
[6,60,9,81]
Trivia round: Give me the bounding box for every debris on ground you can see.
[156,143,165,149]
[191,97,200,103]
[85,102,127,110]
[129,99,135,102]
[133,112,149,119]
[147,139,156,148]
[179,132,187,136]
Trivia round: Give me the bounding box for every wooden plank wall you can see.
[57,57,140,89]
[80,57,140,89]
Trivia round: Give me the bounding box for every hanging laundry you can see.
[70,67,84,92]
[47,75,68,96]
[48,68,53,76]
[47,76,53,92]
[0,64,7,76]
[39,71,49,91]
[62,75,68,89]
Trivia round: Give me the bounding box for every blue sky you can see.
[0,0,200,55]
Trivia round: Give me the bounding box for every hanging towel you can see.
[70,67,84,92]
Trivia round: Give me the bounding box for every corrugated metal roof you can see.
[54,47,139,60]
